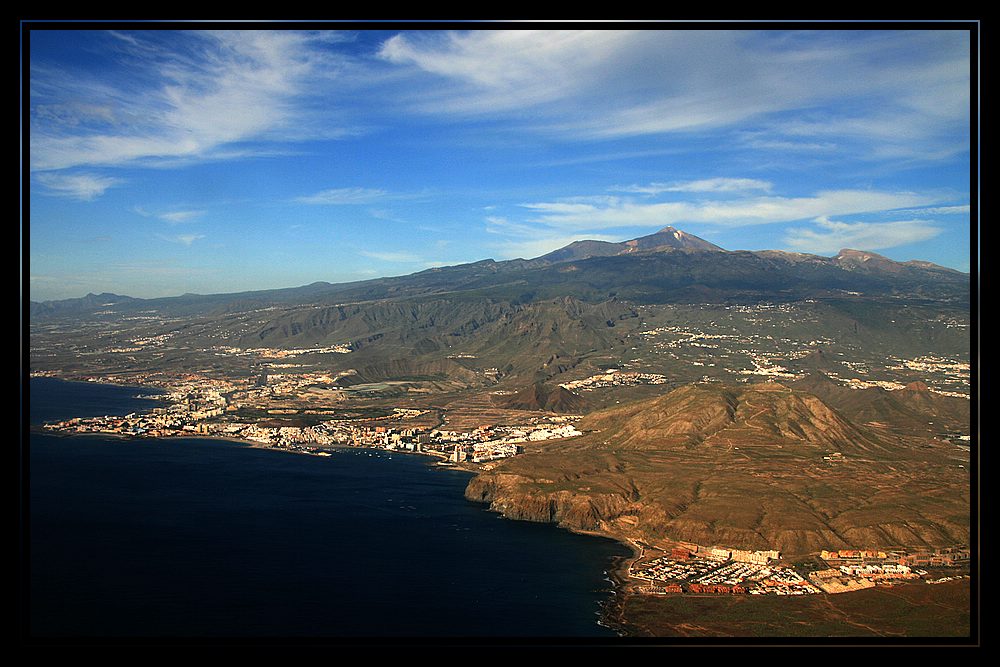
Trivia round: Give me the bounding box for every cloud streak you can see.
[34,172,123,200]
[358,249,423,263]
[157,233,205,246]
[133,206,206,224]
[296,187,389,205]
[376,29,970,161]
[519,188,937,230]
[30,31,345,172]
[895,204,971,216]
[613,178,774,195]
[784,217,942,254]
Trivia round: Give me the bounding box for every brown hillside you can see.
[467,380,969,556]
[788,372,970,434]
[580,381,889,454]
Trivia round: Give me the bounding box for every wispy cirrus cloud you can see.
[613,178,774,196]
[784,217,942,254]
[519,188,937,230]
[157,233,205,246]
[30,30,348,173]
[34,172,123,200]
[376,29,970,161]
[133,205,205,224]
[159,210,205,223]
[295,187,389,205]
[358,249,423,263]
[379,30,633,113]
[894,204,970,216]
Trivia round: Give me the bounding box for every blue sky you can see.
[26,27,974,301]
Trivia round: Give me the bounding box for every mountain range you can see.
[30,226,968,321]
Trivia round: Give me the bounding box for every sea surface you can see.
[27,377,630,638]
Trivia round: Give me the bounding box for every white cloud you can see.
[157,233,205,246]
[614,178,774,195]
[783,217,942,254]
[296,187,388,205]
[378,30,790,136]
[34,172,123,200]
[159,210,205,223]
[741,136,838,152]
[896,204,970,216]
[379,30,634,113]
[31,31,345,172]
[133,206,205,223]
[358,249,422,263]
[520,189,936,230]
[376,29,970,156]
[771,112,969,162]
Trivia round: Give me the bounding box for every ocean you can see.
[26,378,630,639]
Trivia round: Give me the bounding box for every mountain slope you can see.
[578,381,892,455]
[496,382,590,413]
[789,372,970,434]
[466,380,970,555]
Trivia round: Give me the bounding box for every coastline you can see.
[30,377,626,636]
[567,529,643,637]
[29,373,170,394]
[30,376,641,637]
[460,493,643,637]
[28,377,972,639]
[32,424,462,463]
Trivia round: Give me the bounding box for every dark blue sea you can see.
[27,378,630,639]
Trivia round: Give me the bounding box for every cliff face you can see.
[463,472,830,553]
[465,473,634,532]
[464,469,971,556]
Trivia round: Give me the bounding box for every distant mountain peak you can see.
[831,248,963,276]
[537,227,723,264]
[633,227,724,252]
[835,248,886,262]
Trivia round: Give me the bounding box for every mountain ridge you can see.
[29,228,968,319]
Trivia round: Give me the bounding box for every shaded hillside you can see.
[788,373,970,433]
[495,382,590,413]
[234,296,641,384]
[336,358,482,388]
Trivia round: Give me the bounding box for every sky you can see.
[25,25,975,301]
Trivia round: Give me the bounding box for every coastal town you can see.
[34,370,583,466]
[626,542,970,597]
